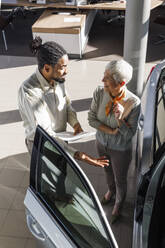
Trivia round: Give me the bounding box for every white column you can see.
[123,0,151,97]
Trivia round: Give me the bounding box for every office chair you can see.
[107,10,125,24]
[0,8,21,50]
[101,9,125,24]
[154,16,165,45]
[16,6,37,19]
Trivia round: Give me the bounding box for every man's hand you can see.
[74,152,109,168]
[85,155,109,168]
[113,103,124,120]
[73,123,83,135]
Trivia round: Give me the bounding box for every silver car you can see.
[133,60,165,248]
[24,60,165,248]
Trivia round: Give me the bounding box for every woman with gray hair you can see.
[88,59,141,224]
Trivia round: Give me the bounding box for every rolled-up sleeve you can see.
[54,137,77,157]
[88,88,102,129]
[66,96,79,128]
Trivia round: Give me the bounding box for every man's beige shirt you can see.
[18,68,78,156]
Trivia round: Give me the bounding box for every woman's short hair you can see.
[105,59,133,85]
[29,36,67,70]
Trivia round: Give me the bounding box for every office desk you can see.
[1,0,164,11]
[32,9,97,57]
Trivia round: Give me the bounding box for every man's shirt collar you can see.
[36,67,57,91]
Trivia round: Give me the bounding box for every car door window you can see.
[36,138,113,248]
[154,69,165,158]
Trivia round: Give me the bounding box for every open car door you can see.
[24,125,118,248]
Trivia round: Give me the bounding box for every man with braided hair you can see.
[18,36,108,168]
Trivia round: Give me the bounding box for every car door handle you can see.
[138,114,144,130]
[26,214,46,242]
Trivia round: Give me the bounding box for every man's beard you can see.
[53,77,65,84]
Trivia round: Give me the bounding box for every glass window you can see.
[155,69,165,155]
[37,139,111,248]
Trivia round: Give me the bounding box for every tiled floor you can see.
[0,4,164,248]
[0,65,36,247]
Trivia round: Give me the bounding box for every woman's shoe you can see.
[110,213,121,224]
[101,196,112,205]
[101,192,114,205]
[110,204,122,224]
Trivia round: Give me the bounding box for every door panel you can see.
[25,126,118,248]
[25,188,74,248]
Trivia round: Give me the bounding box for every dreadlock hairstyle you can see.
[29,36,67,70]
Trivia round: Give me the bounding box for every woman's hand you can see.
[73,123,83,135]
[113,103,124,120]
[74,152,109,168]
[99,124,118,135]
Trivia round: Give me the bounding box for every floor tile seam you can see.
[3,154,30,168]
[0,206,25,211]
[0,235,28,240]
[18,170,29,188]
[0,155,11,170]
[0,235,29,248]
[0,234,30,246]
[0,166,5,174]
[0,208,11,234]
[0,231,30,240]
[0,185,22,190]
[0,170,28,188]
[8,186,27,211]
[0,162,28,171]
[0,191,18,211]
[3,166,30,172]
[24,238,34,248]
[0,209,29,239]
[0,187,21,210]
[5,208,26,213]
